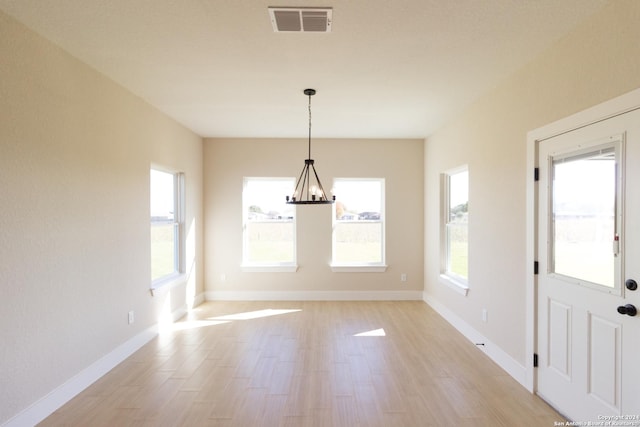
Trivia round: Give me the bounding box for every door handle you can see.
[617,304,637,317]
[626,279,638,291]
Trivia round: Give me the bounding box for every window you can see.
[440,167,469,291]
[331,178,386,271]
[242,178,296,270]
[150,168,184,285]
[550,143,621,292]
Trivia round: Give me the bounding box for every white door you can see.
[537,108,640,421]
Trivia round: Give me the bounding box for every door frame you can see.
[525,88,640,393]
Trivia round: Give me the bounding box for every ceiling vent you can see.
[268,7,332,32]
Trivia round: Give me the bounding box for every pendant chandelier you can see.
[286,88,335,205]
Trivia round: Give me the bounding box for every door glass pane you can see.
[551,148,615,287]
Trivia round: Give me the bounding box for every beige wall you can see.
[4,0,640,422]
[424,0,640,366]
[0,12,203,424]
[204,138,424,298]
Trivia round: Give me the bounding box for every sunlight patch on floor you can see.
[354,328,386,337]
[209,308,302,321]
[170,319,231,331]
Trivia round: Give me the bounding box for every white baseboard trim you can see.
[192,292,206,308]
[2,294,204,427]
[422,292,528,389]
[4,294,204,427]
[3,325,158,427]
[174,292,205,319]
[205,290,423,301]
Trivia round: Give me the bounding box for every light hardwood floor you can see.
[40,301,565,426]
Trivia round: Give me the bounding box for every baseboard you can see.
[422,292,528,389]
[205,290,423,301]
[3,292,204,427]
[173,292,205,319]
[2,323,158,427]
[192,292,206,308]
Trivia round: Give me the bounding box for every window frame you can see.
[439,166,469,295]
[241,177,298,272]
[548,140,623,295]
[330,177,387,272]
[150,167,185,289]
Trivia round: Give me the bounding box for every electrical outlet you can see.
[482,308,488,323]
[400,273,407,282]
[128,310,135,325]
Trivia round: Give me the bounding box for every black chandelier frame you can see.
[286,88,335,205]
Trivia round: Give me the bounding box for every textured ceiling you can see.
[0,0,608,138]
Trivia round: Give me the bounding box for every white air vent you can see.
[268,7,332,32]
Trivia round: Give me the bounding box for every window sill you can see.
[439,274,469,296]
[151,273,187,296]
[330,264,388,273]
[241,264,298,273]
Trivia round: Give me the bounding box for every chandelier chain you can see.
[308,92,312,160]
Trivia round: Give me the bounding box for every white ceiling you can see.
[0,0,608,139]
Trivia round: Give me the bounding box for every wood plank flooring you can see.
[39,301,565,426]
